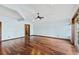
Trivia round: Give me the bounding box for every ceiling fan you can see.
[35,13,44,20]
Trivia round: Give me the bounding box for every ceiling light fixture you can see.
[35,12,44,20]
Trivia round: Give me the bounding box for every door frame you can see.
[0,21,2,47]
[71,8,79,47]
[24,24,30,45]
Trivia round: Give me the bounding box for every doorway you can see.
[24,24,30,45]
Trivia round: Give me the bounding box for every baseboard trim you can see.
[2,35,70,42]
[31,35,70,41]
[2,36,24,42]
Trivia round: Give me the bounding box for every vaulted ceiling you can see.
[1,4,79,22]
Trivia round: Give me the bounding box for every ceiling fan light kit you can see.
[35,12,44,20]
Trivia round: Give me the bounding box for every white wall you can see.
[33,18,71,39]
[1,16,33,40]
[33,4,78,39]
[0,5,33,40]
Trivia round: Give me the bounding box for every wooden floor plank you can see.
[0,36,78,55]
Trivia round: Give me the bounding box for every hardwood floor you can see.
[0,36,77,55]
